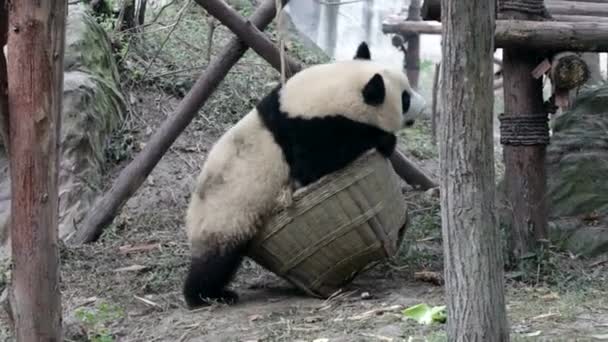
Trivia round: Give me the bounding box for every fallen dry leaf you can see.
[114,265,148,273]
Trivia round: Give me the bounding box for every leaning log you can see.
[382,19,608,52]
[389,150,437,190]
[7,0,66,337]
[196,0,302,77]
[69,0,290,244]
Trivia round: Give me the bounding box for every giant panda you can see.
[183,42,426,308]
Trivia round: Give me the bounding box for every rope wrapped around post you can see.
[499,114,550,146]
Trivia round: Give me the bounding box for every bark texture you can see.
[439,0,509,340]
[0,0,9,151]
[6,0,66,339]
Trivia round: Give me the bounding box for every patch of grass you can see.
[398,119,438,160]
[75,301,124,342]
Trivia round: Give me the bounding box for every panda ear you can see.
[354,42,371,60]
[362,73,385,106]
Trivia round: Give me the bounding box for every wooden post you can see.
[6,0,66,338]
[440,0,509,339]
[405,0,421,89]
[499,0,550,262]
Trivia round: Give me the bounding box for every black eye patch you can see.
[402,91,411,113]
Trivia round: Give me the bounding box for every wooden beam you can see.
[559,0,608,3]
[548,0,608,16]
[550,14,608,22]
[383,19,608,52]
[496,20,608,51]
[421,0,608,20]
[7,0,66,337]
[70,0,290,244]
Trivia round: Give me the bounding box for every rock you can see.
[0,3,125,257]
[497,84,608,257]
[376,324,404,339]
[546,84,608,257]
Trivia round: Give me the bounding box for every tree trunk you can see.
[6,0,66,338]
[0,0,9,152]
[118,0,136,31]
[137,0,147,27]
[439,0,509,340]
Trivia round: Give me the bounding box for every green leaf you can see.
[402,303,447,325]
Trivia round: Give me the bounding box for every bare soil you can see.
[52,87,608,342]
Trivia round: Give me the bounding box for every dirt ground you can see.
[51,89,608,342]
[2,2,608,341]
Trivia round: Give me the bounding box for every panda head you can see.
[279,42,427,132]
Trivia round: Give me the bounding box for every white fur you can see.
[185,58,426,252]
[185,110,290,253]
[280,59,426,131]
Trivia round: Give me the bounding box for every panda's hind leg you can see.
[183,236,251,309]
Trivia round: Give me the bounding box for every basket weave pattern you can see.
[248,151,408,298]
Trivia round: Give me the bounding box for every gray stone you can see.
[546,84,608,257]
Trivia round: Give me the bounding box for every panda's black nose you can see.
[404,119,415,127]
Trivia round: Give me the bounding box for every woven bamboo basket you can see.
[247,150,409,298]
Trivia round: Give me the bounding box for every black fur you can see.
[183,239,250,308]
[257,85,397,187]
[354,42,371,60]
[362,74,386,106]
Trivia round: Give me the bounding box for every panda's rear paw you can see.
[218,289,239,304]
[184,289,239,309]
